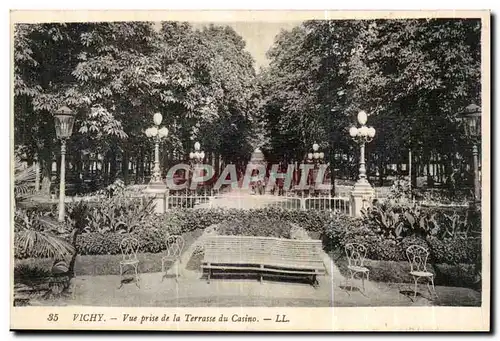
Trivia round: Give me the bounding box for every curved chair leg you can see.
[413,276,419,299]
[350,271,357,292]
[175,262,179,283]
[430,276,438,298]
[362,273,365,292]
[118,264,124,289]
[134,264,140,288]
[161,259,166,282]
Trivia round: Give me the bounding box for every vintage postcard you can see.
[10,9,490,331]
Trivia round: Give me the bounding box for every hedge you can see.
[333,257,480,289]
[75,228,171,255]
[15,208,334,258]
[217,218,293,239]
[158,207,332,234]
[321,214,481,265]
[15,205,481,266]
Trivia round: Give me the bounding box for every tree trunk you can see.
[214,152,220,177]
[139,151,145,183]
[135,156,140,184]
[378,154,385,187]
[109,149,117,183]
[329,149,336,196]
[67,228,79,279]
[122,150,129,185]
[40,148,53,195]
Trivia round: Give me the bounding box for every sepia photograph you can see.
[9,9,490,331]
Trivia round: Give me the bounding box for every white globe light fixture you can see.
[349,126,358,137]
[159,127,169,138]
[194,142,201,151]
[153,112,163,126]
[312,143,319,152]
[368,127,376,138]
[357,110,368,125]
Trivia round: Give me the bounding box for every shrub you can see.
[14,263,52,284]
[82,195,156,234]
[75,229,171,255]
[433,263,480,289]
[76,233,123,255]
[427,236,481,265]
[157,207,332,235]
[322,207,480,266]
[217,218,292,239]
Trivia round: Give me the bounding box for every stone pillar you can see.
[350,179,375,217]
[143,184,168,214]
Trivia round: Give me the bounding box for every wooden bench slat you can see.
[201,264,325,275]
[202,235,326,286]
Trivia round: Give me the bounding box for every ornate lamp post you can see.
[349,110,376,216]
[54,106,76,222]
[189,141,205,164]
[307,143,325,194]
[307,142,325,165]
[458,103,481,206]
[144,112,169,189]
[189,142,205,192]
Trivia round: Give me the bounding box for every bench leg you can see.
[312,275,319,288]
[207,269,211,284]
[260,265,264,284]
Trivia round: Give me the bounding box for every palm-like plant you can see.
[14,156,74,260]
[14,155,36,206]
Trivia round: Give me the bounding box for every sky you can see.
[193,21,302,70]
[213,22,301,70]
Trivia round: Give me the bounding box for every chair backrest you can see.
[120,237,139,261]
[166,235,185,259]
[345,243,367,267]
[406,245,429,272]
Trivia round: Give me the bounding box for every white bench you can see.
[201,235,326,287]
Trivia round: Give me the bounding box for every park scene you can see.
[13,18,483,308]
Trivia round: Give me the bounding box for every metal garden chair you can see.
[161,235,185,282]
[119,237,140,288]
[345,243,370,292]
[406,245,438,299]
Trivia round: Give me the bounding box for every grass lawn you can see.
[15,228,204,278]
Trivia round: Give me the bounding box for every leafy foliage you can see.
[261,19,481,182]
[14,156,74,261]
[14,209,74,259]
[82,196,155,234]
[217,218,292,239]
